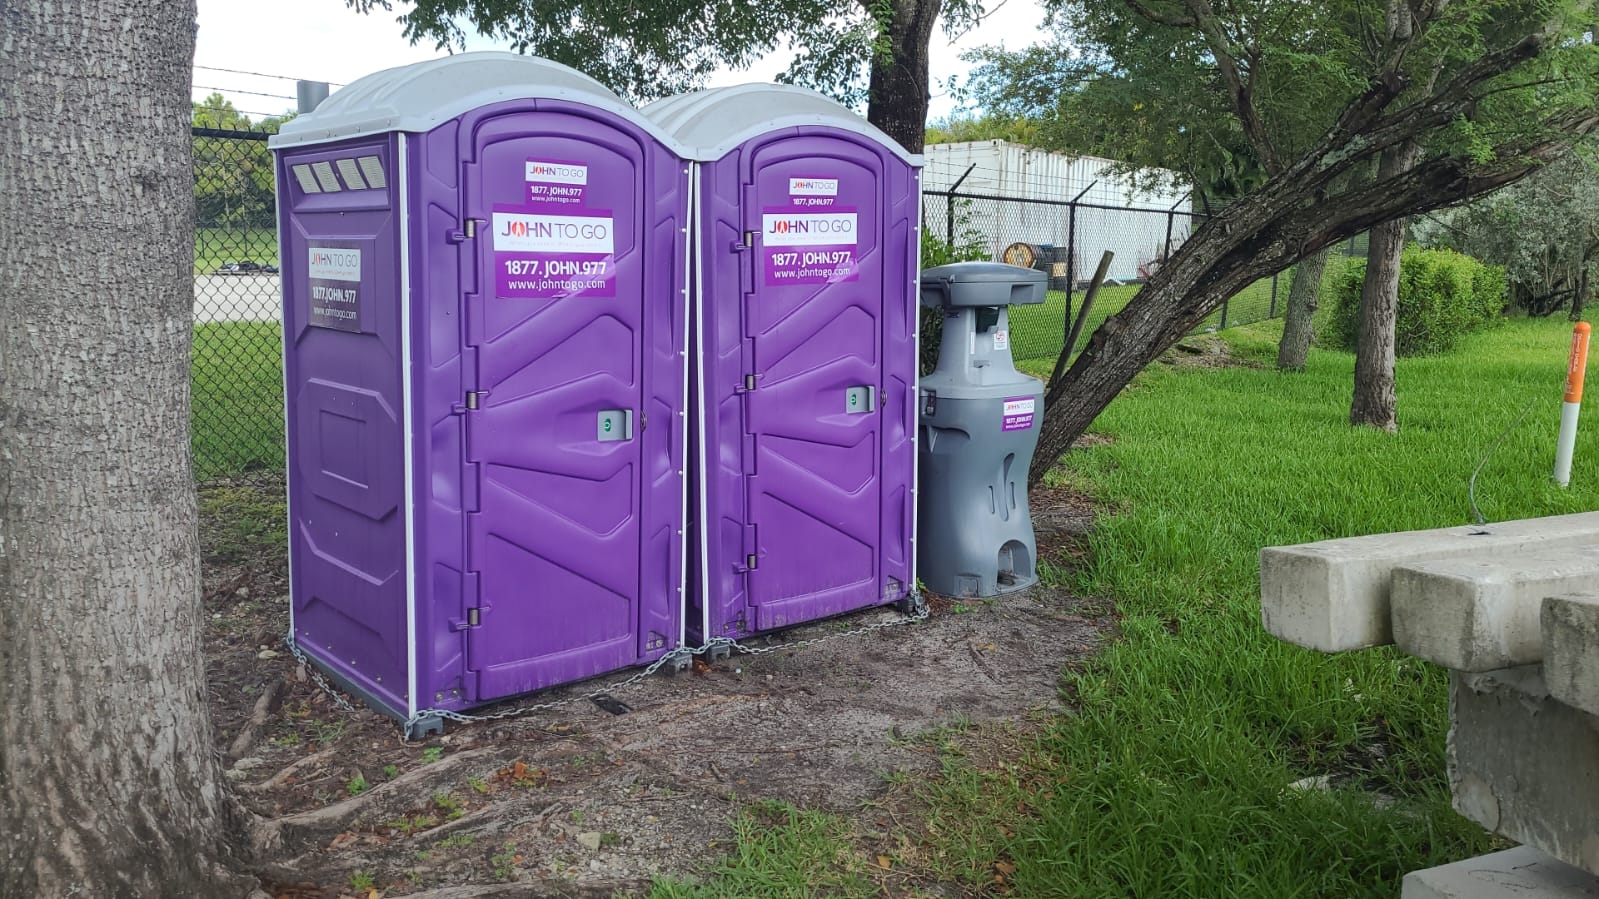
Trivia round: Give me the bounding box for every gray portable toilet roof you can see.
[271,51,670,150]
[642,83,921,165]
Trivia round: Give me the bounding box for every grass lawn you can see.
[656,313,1599,897]
[192,320,284,480]
[195,227,279,274]
[1009,264,1331,367]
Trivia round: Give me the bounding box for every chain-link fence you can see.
[924,189,1294,370]
[191,125,284,483]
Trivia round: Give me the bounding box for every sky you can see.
[191,0,1047,124]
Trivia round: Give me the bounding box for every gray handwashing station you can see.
[917,262,1047,598]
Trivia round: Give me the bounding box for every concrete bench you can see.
[1543,593,1599,718]
[1402,846,1599,898]
[1450,667,1599,876]
[1389,550,1599,671]
[1259,513,1599,652]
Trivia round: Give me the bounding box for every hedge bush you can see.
[1327,246,1507,356]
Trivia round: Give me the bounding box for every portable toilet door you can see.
[270,52,690,735]
[645,85,922,644]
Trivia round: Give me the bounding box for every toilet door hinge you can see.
[447,219,478,243]
[452,391,487,415]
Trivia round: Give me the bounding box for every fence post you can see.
[1220,295,1229,330]
[944,164,977,250]
[1269,272,1279,318]
[1061,181,1096,360]
[1064,201,1076,354]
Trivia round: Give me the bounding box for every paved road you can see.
[195,273,281,323]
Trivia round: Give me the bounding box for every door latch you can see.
[597,409,634,442]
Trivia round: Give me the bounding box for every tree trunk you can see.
[865,0,941,154]
[0,1,254,895]
[1276,246,1334,370]
[1351,143,1422,431]
[1572,266,1590,321]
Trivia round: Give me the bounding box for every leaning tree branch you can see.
[1288,25,1564,195]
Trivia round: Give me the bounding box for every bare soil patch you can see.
[202,479,1113,897]
[1159,334,1264,369]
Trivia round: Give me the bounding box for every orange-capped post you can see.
[1555,322,1592,487]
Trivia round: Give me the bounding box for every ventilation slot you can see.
[335,158,368,191]
[357,155,386,189]
[291,164,321,194]
[311,161,342,192]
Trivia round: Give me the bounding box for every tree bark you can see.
[1350,143,1422,431]
[865,0,941,154]
[0,0,254,895]
[1276,247,1334,371]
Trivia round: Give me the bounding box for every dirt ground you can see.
[203,480,1113,898]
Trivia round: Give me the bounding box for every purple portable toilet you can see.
[644,85,923,647]
[269,53,690,736]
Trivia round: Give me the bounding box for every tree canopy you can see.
[346,0,992,151]
[964,0,1594,202]
[1417,148,1599,317]
[191,94,288,231]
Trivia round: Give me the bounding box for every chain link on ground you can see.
[282,632,358,715]
[282,594,929,738]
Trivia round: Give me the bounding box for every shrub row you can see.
[1327,246,1507,356]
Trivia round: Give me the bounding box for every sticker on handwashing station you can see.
[1002,397,1036,431]
[762,205,859,286]
[492,157,615,299]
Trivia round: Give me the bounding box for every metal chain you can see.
[285,593,929,736]
[282,632,358,714]
[704,592,930,657]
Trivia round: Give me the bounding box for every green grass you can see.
[925,316,1599,897]
[1009,256,1355,368]
[649,801,880,898]
[656,313,1599,897]
[191,320,284,480]
[1010,276,1292,366]
[195,227,278,275]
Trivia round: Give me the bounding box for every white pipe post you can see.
[1554,321,1591,488]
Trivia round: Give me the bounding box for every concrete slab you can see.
[1542,593,1599,718]
[1450,667,1599,876]
[1390,550,1599,671]
[1259,514,1599,653]
[1403,846,1599,898]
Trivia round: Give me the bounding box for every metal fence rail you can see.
[187,127,1367,483]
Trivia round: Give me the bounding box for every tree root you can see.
[238,746,337,794]
[228,678,288,761]
[398,881,641,899]
[249,745,535,856]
